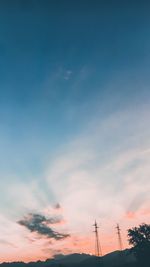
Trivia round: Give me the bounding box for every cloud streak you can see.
[18,213,70,240]
[0,96,150,261]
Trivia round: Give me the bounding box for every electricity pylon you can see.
[116,224,123,251]
[93,220,102,257]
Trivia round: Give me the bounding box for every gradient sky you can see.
[0,0,150,263]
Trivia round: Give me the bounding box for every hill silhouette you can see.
[0,249,138,267]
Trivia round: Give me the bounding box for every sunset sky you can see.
[0,0,150,263]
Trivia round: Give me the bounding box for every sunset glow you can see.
[0,0,150,263]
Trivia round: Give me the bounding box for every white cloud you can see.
[0,100,150,260]
[46,103,150,236]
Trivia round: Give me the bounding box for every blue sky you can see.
[0,0,150,262]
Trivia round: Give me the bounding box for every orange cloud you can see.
[125,211,136,220]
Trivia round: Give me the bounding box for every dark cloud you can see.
[54,203,61,209]
[27,213,62,224]
[18,213,70,240]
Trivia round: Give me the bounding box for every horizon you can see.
[0,248,132,264]
[0,252,113,264]
[0,0,150,263]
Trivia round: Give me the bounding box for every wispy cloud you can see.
[0,100,150,261]
[0,239,16,248]
[45,103,150,253]
[64,70,73,80]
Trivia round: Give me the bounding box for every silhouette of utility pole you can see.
[93,220,102,257]
[116,224,123,251]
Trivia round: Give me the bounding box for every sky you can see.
[0,0,150,263]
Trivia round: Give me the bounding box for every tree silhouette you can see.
[128,223,150,266]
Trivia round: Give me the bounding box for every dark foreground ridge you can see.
[1,249,146,267]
